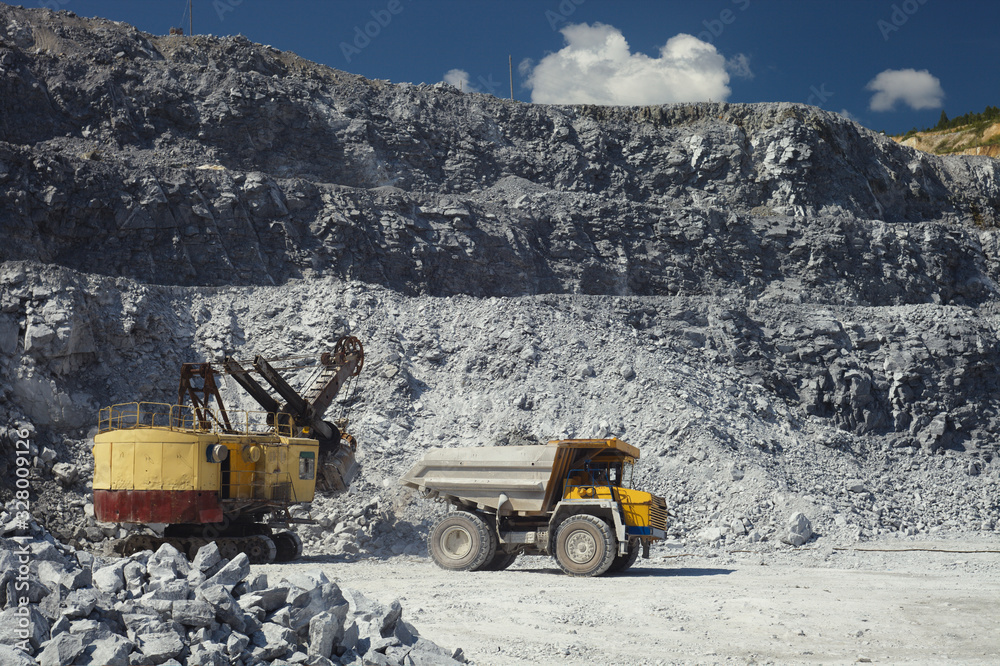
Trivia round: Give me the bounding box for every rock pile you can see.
[290,490,429,561]
[0,503,465,666]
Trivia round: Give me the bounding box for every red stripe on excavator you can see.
[93,489,223,524]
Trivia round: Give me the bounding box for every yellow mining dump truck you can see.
[92,336,364,563]
[400,438,667,577]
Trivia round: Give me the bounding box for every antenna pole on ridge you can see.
[509,54,513,101]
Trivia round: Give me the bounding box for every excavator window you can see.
[299,451,316,480]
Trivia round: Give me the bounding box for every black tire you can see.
[245,535,277,564]
[554,514,617,577]
[273,531,303,562]
[120,534,156,556]
[481,550,518,571]
[607,538,640,573]
[428,512,496,571]
[218,538,241,561]
[185,539,209,561]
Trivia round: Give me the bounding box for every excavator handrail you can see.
[97,402,296,437]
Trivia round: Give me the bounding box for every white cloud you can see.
[443,68,477,92]
[866,68,944,112]
[523,23,732,105]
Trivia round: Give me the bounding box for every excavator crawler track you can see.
[117,533,283,564]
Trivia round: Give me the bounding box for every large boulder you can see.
[780,512,813,547]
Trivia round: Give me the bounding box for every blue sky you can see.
[45,0,1000,134]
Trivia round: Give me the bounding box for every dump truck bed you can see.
[400,439,639,514]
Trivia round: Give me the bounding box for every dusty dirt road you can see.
[260,538,1000,665]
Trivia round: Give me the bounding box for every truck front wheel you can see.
[607,537,640,573]
[428,511,497,571]
[554,514,616,577]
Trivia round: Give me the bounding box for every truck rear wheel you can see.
[428,512,496,571]
[554,514,616,577]
[607,538,640,573]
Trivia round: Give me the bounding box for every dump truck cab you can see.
[400,438,667,577]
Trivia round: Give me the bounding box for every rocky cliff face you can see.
[1,5,998,551]
[4,6,1000,299]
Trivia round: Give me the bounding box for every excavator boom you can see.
[204,336,364,490]
[221,357,281,415]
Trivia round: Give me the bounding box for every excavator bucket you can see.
[320,441,359,494]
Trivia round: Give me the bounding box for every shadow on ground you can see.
[513,566,736,577]
[625,567,736,577]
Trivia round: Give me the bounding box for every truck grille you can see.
[649,495,668,532]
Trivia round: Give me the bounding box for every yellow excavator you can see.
[91,336,364,563]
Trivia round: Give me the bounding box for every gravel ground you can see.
[259,537,1000,665]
